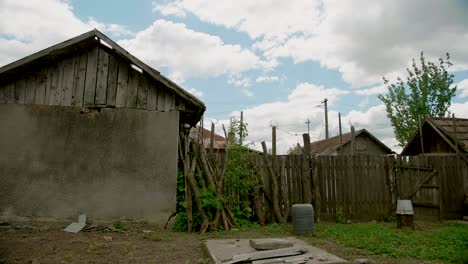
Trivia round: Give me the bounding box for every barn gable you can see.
[0,29,205,126]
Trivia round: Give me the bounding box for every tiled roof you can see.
[189,127,226,149]
[309,129,392,155]
[310,130,356,155]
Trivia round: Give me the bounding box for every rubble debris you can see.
[64,214,87,233]
[250,238,294,250]
[204,238,347,264]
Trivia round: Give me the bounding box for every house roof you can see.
[310,129,393,155]
[189,127,226,149]
[401,117,468,154]
[0,29,205,112]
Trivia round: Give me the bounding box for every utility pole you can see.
[338,113,343,152]
[322,98,329,139]
[305,119,311,135]
[272,125,277,157]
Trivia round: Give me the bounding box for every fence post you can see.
[312,156,321,222]
[302,134,313,204]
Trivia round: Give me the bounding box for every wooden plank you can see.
[0,30,96,75]
[126,67,138,108]
[0,83,4,103]
[136,74,148,109]
[84,46,99,106]
[115,61,129,107]
[4,81,15,103]
[106,54,118,107]
[329,156,336,215]
[14,79,26,104]
[24,74,37,104]
[45,64,58,104]
[95,48,109,105]
[352,155,359,218]
[157,87,166,111]
[147,81,157,111]
[34,68,48,105]
[60,56,76,106]
[164,93,172,111]
[226,247,306,264]
[71,52,88,107]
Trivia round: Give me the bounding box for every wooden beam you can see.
[408,170,438,199]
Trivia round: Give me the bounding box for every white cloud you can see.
[186,87,203,97]
[342,105,399,152]
[0,0,132,67]
[87,17,134,37]
[119,20,265,82]
[457,79,468,98]
[242,89,254,97]
[228,75,251,88]
[451,102,468,118]
[156,0,468,88]
[153,0,322,40]
[256,75,279,83]
[354,84,387,96]
[210,82,352,153]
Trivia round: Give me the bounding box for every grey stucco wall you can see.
[0,104,179,224]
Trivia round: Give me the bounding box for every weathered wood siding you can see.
[0,45,185,111]
[248,154,465,220]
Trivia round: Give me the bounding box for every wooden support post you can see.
[302,134,313,204]
[272,126,277,170]
[312,156,321,222]
[339,113,343,153]
[210,122,215,156]
[351,125,356,155]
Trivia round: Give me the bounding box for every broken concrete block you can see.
[64,214,87,233]
[353,258,369,264]
[250,238,294,250]
[103,236,113,242]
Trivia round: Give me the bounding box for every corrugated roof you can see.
[309,129,392,155]
[429,117,468,153]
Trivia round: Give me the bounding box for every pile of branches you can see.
[179,125,237,234]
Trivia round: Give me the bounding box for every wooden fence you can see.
[250,154,466,220]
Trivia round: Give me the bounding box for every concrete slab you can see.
[63,214,87,233]
[203,237,347,264]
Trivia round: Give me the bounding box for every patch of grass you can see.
[143,230,171,241]
[315,221,468,263]
[63,253,73,262]
[113,221,126,231]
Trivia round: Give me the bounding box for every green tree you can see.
[378,52,457,147]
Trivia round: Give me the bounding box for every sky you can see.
[1,0,468,153]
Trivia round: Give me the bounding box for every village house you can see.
[309,128,393,156]
[0,29,205,224]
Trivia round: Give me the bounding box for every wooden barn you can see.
[0,29,205,223]
[309,128,393,156]
[401,117,468,156]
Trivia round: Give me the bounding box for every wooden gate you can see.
[396,156,441,220]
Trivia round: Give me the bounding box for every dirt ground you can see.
[0,221,207,264]
[0,221,429,264]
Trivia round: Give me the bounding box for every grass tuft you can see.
[315,221,468,263]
